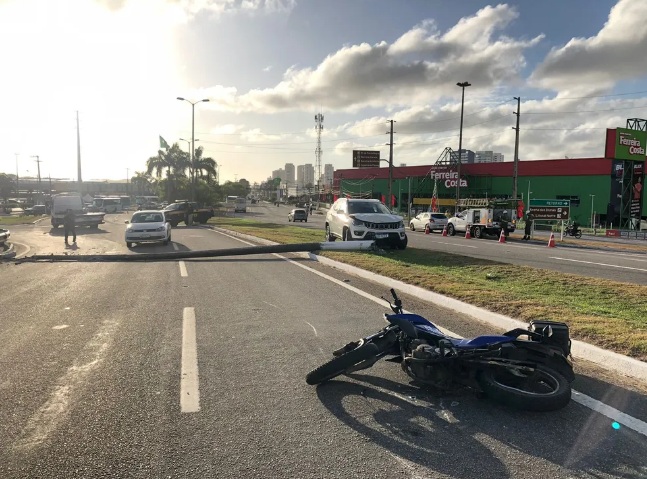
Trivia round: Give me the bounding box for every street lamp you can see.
[30,155,42,204]
[179,138,200,179]
[455,81,471,213]
[177,97,209,200]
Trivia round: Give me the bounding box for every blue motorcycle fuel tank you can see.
[385,313,515,350]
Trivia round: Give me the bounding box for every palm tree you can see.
[130,171,154,196]
[146,143,186,200]
[192,147,217,183]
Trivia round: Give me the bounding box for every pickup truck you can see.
[163,201,214,226]
[51,193,106,229]
[446,207,516,239]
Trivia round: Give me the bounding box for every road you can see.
[0,213,646,478]
[255,203,647,285]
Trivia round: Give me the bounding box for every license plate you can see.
[141,234,150,238]
[375,233,388,239]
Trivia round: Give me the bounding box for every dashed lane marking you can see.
[181,307,200,413]
[179,261,188,277]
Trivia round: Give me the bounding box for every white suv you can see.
[325,198,407,249]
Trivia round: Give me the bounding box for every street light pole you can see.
[590,194,595,229]
[14,153,19,202]
[177,97,210,201]
[31,155,42,204]
[456,81,471,213]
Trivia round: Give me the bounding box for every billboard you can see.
[352,150,380,168]
[605,128,647,161]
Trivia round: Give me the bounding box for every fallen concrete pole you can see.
[12,240,376,263]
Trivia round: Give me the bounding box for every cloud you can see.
[530,0,647,93]
[206,3,542,114]
[263,65,273,72]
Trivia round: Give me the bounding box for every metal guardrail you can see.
[0,228,10,247]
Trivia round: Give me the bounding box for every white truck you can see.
[51,193,106,229]
[446,199,519,239]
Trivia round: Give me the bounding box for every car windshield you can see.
[348,202,391,215]
[131,213,163,223]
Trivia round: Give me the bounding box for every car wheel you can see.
[325,224,335,242]
[409,222,415,231]
[126,242,133,248]
[288,217,292,222]
[447,224,456,236]
[304,219,308,222]
[396,235,408,250]
[473,226,483,239]
[343,228,353,241]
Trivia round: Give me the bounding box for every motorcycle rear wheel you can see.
[477,364,571,411]
[306,343,379,385]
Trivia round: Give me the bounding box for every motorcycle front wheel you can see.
[477,364,571,411]
[306,343,379,385]
[575,230,582,239]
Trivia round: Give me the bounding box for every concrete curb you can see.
[205,225,647,383]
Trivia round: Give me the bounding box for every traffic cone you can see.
[441,225,447,236]
[547,232,556,248]
[465,225,471,239]
[424,223,430,234]
[498,229,506,243]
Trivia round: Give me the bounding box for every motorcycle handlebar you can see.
[390,289,398,301]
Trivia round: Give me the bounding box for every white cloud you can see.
[530,0,647,93]
[206,3,542,114]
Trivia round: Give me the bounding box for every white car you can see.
[409,212,449,233]
[125,210,171,248]
[325,198,407,249]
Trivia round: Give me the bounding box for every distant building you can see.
[296,165,305,187]
[450,149,476,164]
[303,164,315,187]
[323,164,334,190]
[272,168,285,182]
[284,163,295,184]
[475,151,504,163]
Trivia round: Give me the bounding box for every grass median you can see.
[208,216,647,361]
[0,215,46,226]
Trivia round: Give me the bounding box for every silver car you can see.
[409,212,448,233]
[125,210,171,248]
[325,198,407,249]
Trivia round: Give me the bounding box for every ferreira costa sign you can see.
[605,127,647,161]
[431,168,468,188]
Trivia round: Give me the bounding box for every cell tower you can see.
[314,112,324,199]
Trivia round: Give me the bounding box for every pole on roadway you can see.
[386,120,395,210]
[13,240,377,263]
[512,96,521,200]
[177,97,210,202]
[456,82,470,214]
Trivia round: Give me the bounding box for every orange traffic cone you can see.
[547,232,556,248]
[465,225,471,239]
[441,225,447,236]
[498,229,506,243]
[424,223,430,235]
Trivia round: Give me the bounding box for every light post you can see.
[590,194,595,229]
[177,97,209,201]
[30,155,42,204]
[455,81,471,213]
[14,153,19,202]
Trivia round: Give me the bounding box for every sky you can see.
[1,0,646,185]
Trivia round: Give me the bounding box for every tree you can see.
[130,171,154,196]
[192,147,217,183]
[145,143,187,201]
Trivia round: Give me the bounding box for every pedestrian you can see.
[523,213,533,240]
[63,208,76,245]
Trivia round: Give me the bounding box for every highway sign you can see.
[352,150,380,168]
[529,199,570,207]
[529,206,570,220]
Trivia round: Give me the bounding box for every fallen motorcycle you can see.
[307,289,574,411]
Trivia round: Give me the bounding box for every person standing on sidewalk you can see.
[63,209,77,245]
[523,213,533,241]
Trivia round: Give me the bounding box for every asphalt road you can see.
[0,214,646,478]
[253,203,647,285]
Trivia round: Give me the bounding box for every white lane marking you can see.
[549,257,647,272]
[304,321,318,336]
[181,307,200,413]
[14,319,119,450]
[429,240,478,249]
[52,325,69,330]
[207,228,647,436]
[571,390,647,436]
[173,243,179,251]
[179,261,188,277]
[262,301,278,308]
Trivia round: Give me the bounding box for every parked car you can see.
[22,204,48,216]
[124,210,171,248]
[288,208,308,222]
[325,198,407,249]
[409,212,448,233]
